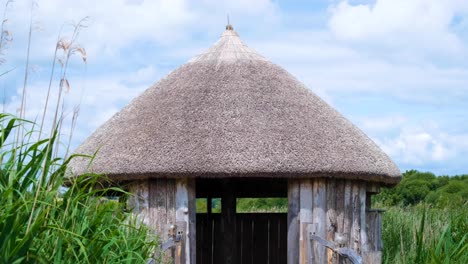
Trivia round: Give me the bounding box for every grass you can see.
[381,205,467,264]
[0,7,159,261]
[0,114,159,263]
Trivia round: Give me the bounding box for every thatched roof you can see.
[69,26,401,185]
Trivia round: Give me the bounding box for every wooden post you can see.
[127,180,150,226]
[335,180,346,264]
[312,179,327,264]
[188,179,196,264]
[299,179,313,264]
[366,209,383,264]
[288,179,300,264]
[360,185,369,254]
[326,179,337,264]
[176,178,196,264]
[343,181,353,249]
[128,179,177,262]
[351,184,361,254]
[221,180,237,264]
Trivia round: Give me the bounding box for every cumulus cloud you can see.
[2,0,467,174]
[5,0,196,62]
[1,64,155,153]
[329,0,468,55]
[359,115,407,133]
[370,121,466,167]
[3,0,280,63]
[378,130,453,164]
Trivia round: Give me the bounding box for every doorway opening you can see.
[196,178,288,264]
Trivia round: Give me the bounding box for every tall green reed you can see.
[1,3,159,261]
[382,205,467,264]
[0,114,158,263]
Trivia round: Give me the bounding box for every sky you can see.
[1,0,467,175]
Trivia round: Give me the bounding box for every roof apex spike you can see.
[226,14,233,30]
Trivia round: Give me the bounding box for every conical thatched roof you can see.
[70,26,401,185]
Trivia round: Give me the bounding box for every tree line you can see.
[375,170,468,208]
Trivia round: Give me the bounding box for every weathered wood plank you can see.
[335,180,345,245]
[188,179,196,264]
[366,210,383,252]
[152,179,166,231]
[312,179,327,264]
[127,180,150,226]
[253,216,269,264]
[196,214,204,264]
[359,185,369,254]
[326,179,338,264]
[176,178,194,264]
[299,179,313,264]
[362,251,382,264]
[128,179,179,262]
[213,214,223,264]
[350,183,361,254]
[167,179,176,226]
[288,179,300,264]
[242,217,254,264]
[343,181,353,246]
[334,180,346,264]
[337,181,353,264]
[279,213,288,264]
[221,180,236,264]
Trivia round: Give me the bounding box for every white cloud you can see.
[124,65,160,85]
[1,64,155,153]
[373,123,462,165]
[2,0,467,175]
[3,0,280,64]
[359,115,407,132]
[329,0,468,54]
[5,0,196,62]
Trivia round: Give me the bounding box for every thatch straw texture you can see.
[69,28,401,185]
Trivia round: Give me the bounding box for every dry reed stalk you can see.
[0,0,13,60]
[16,0,35,149]
[37,32,63,141]
[26,16,88,234]
[64,105,79,160]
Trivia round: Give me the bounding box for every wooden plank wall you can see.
[196,213,287,264]
[127,178,196,264]
[176,178,196,264]
[293,178,383,264]
[287,180,300,264]
[127,179,176,236]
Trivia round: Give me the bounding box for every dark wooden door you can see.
[196,213,287,264]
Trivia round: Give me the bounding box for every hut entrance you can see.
[196,178,288,264]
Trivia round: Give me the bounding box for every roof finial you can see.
[226,14,233,30]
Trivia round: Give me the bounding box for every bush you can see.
[375,170,468,208]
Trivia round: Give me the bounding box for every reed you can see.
[0,3,159,261]
[0,114,159,263]
[381,205,468,264]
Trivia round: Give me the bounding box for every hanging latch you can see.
[161,223,184,252]
[308,224,362,264]
[161,225,183,252]
[147,222,186,264]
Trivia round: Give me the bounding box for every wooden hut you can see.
[70,24,401,264]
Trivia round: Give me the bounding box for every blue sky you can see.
[1,0,467,175]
